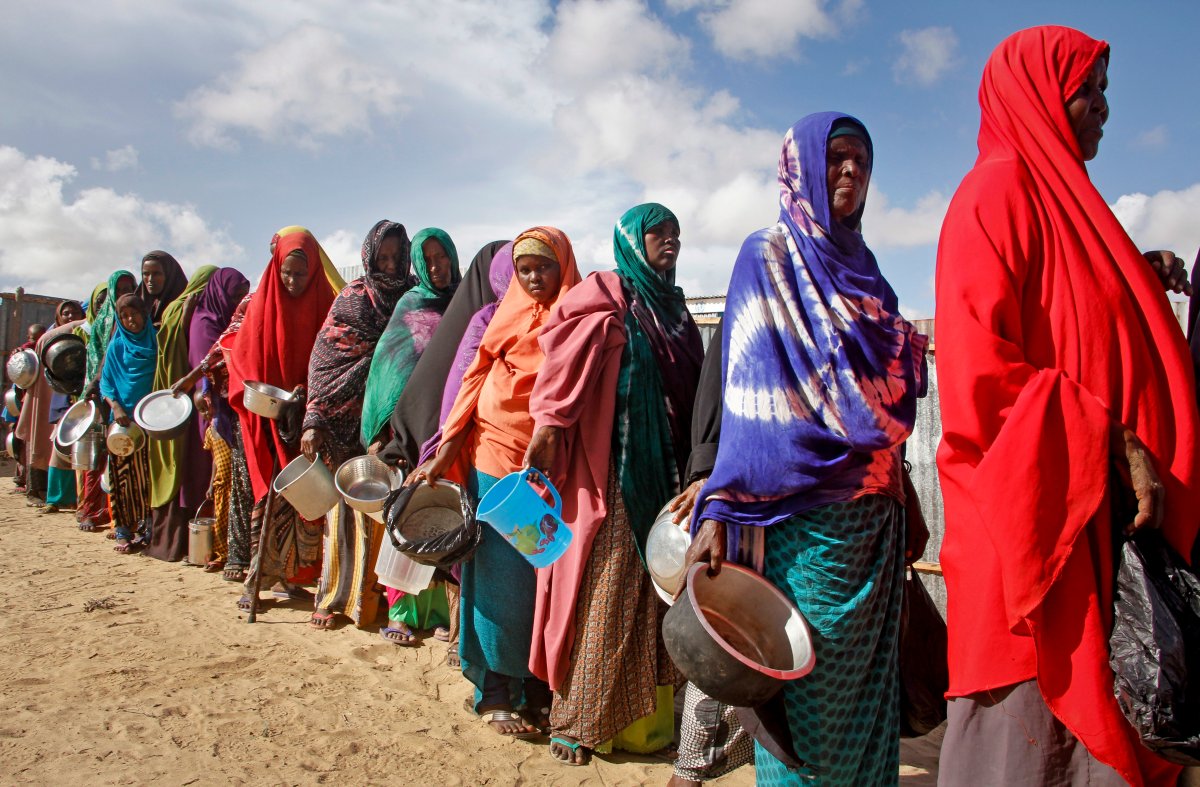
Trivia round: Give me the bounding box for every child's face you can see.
[193,390,211,419]
[118,305,145,334]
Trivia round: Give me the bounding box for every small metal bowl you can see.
[57,400,98,446]
[243,381,296,420]
[134,389,193,440]
[106,421,145,457]
[5,388,19,417]
[7,349,39,389]
[645,504,692,604]
[335,455,404,519]
[5,432,15,459]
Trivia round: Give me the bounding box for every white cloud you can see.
[544,0,688,88]
[893,26,959,87]
[862,188,951,249]
[1111,183,1200,261]
[90,145,139,172]
[175,23,406,150]
[671,0,856,61]
[1132,125,1168,150]
[0,146,243,295]
[320,229,362,277]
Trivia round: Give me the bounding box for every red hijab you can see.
[936,26,1198,785]
[226,229,337,500]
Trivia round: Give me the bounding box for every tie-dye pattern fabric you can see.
[694,112,927,535]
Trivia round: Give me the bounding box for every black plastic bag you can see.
[898,567,949,737]
[1110,530,1200,765]
[383,481,480,570]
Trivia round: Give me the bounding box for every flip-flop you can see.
[549,736,591,766]
[379,626,419,647]
[309,611,336,631]
[222,567,247,583]
[433,626,451,642]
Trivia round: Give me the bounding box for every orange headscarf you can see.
[438,226,582,480]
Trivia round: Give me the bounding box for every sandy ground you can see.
[0,465,941,785]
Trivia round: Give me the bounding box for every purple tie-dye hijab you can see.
[694,112,927,533]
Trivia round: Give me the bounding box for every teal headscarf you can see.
[359,228,461,448]
[610,203,703,566]
[86,269,136,381]
[100,295,158,417]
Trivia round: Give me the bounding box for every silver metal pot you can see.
[663,562,815,707]
[71,426,105,471]
[7,349,39,389]
[5,431,15,459]
[57,400,98,446]
[188,518,215,566]
[335,455,404,521]
[106,421,145,457]
[273,453,340,520]
[4,388,19,417]
[52,433,72,464]
[243,381,297,420]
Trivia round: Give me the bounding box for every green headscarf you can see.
[359,228,461,448]
[85,269,136,382]
[613,202,687,321]
[148,265,216,507]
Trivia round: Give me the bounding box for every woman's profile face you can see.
[827,135,871,225]
[643,220,681,274]
[422,239,452,291]
[1066,57,1109,162]
[280,250,311,298]
[514,254,561,305]
[141,259,165,295]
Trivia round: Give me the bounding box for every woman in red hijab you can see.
[936,26,1199,785]
[225,228,338,614]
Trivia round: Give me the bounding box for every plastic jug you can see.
[476,468,573,568]
[374,533,436,594]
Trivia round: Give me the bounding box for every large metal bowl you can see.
[106,421,145,457]
[5,432,15,459]
[134,389,193,440]
[335,455,404,521]
[56,400,98,446]
[42,334,86,383]
[7,349,39,389]
[273,454,340,520]
[394,481,465,542]
[243,381,296,420]
[645,504,692,604]
[5,388,19,417]
[52,433,72,464]
[664,562,815,707]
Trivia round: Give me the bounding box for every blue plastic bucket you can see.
[477,468,573,568]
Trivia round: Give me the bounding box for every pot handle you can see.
[524,467,562,517]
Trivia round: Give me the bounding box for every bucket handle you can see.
[523,467,562,516]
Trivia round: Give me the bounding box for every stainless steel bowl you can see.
[7,349,39,389]
[5,432,15,459]
[134,389,193,439]
[71,426,105,470]
[645,504,692,605]
[394,481,465,542]
[663,562,815,707]
[56,400,98,446]
[335,455,404,518]
[243,381,297,420]
[106,421,145,457]
[52,433,72,464]
[273,454,340,520]
[4,388,18,417]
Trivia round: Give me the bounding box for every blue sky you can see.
[2,0,1197,317]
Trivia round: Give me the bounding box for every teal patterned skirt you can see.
[754,494,905,786]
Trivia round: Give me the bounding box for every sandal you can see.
[42,504,60,514]
[520,706,552,736]
[114,539,140,554]
[446,648,461,669]
[222,567,247,583]
[478,706,540,740]
[549,736,592,766]
[78,520,103,532]
[204,559,225,573]
[433,626,450,642]
[380,625,419,647]
[309,611,336,631]
[236,596,255,612]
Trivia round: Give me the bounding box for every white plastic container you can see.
[374,535,435,594]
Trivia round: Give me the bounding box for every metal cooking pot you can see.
[53,433,72,464]
[273,453,340,520]
[42,334,86,384]
[243,381,297,420]
[106,421,145,457]
[57,400,98,446]
[663,562,815,707]
[71,426,105,471]
[645,505,692,605]
[5,432,15,459]
[133,389,193,440]
[7,349,39,389]
[335,455,404,520]
[5,388,18,417]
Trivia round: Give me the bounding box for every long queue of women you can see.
[9,26,1200,786]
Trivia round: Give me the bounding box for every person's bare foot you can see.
[667,776,701,787]
[549,735,591,765]
[479,706,538,739]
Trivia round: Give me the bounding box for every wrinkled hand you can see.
[523,426,562,483]
[300,427,326,462]
[681,519,726,590]
[1143,250,1193,296]
[1114,427,1165,535]
[667,478,705,526]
